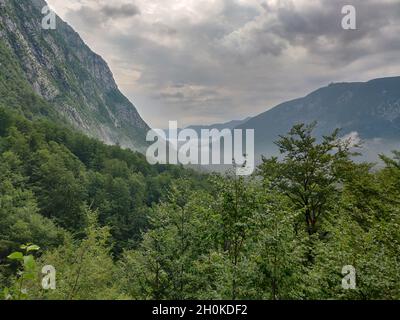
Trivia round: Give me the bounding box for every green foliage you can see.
[258,122,355,235]
[118,179,217,300]
[0,42,58,120]
[32,209,124,300]
[0,151,65,259]
[0,107,207,254]
[1,111,399,300]
[3,244,40,300]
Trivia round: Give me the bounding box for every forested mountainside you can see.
[187,117,252,135]
[237,77,400,160]
[0,0,399,302]
[0,0,149,151]
[0,107,207,256]
[1,107,399,300]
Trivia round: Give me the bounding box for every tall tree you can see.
[258,123,355,235]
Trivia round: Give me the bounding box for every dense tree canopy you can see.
[1,107,399,300]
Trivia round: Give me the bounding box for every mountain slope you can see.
[187,117,252,134]
[0,0,149,151]
[238,76,400,160]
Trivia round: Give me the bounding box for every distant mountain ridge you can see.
[0,0,149,151]
[187,117,252,133]
[236,76,400,161]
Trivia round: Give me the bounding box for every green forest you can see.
[0,106,399,300]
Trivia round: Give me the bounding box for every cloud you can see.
[47,0,400,127]
[100,4,141,18]
[64,2,141,28]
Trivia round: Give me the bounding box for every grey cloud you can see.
[153,92,185,101]
[56,0,400,127]
[100,4,141,18]
[66,2,140,28]
[220,0,260,26]
[151,22,178,36]
[269,0,400,64]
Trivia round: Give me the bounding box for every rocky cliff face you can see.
[0,0,149,151]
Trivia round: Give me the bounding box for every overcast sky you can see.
[46,0,400,128]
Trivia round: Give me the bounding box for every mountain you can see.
[0,0,149,151]
[237,76,400,161]
[187,117,252,134]
[160,118,251,140]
